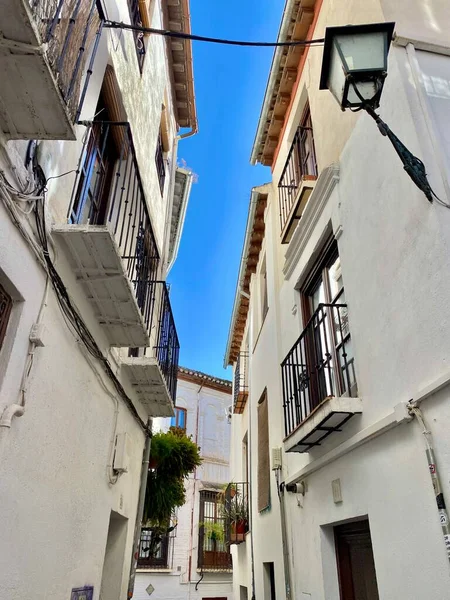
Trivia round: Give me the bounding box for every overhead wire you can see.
[15,167,151,436]
[103,21,325,47]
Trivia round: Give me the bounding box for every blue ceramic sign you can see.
[71,586,94,600]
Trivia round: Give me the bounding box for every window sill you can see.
[136,568,173,573]
[284,396,362,453]
[196,568,233,573]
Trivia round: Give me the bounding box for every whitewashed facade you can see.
[0,1,195,599]
[226,1,450,599]
[135,367,234,600]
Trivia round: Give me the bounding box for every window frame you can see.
[0,283,13,352]
[170,406,187,431]
[198,490,232,570]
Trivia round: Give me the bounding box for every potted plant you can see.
[222,492,248,544]
[200,521,225,544]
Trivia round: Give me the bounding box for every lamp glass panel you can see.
[347,80,378,105]
[335,31,387,73]
[328,42,346,105]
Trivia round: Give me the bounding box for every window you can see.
[155,129,166,194]
[278,101,318,242]
[257,391,270,512]
[0,283,12,351]
[170,406,187,431]
[335,520,379,600]
[301,239,356,403]
[198,490,232,570]
[128,0,146,71]
[137,527,170,569]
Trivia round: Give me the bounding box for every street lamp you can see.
[319,21,434,202]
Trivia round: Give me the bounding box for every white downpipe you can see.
[0,404,25,428]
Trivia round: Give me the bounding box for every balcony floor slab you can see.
[121,357,175,418]
[53,225,150,348]
[284,396,362,453]
[0,0,75,140]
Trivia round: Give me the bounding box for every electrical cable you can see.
[32,194,149,436]
[103,21,325,48]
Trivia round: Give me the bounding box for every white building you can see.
[225,2,450,600]
[0,1,196,599]
[135,367,234,600]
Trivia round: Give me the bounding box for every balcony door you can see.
[301,239,355,414]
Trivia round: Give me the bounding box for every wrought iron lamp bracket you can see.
[350,80,434,203]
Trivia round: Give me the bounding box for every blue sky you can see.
[169,1,284,380]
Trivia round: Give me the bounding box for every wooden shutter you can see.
[257,391,270,512]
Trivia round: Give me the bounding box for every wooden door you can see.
[335,520,379,600]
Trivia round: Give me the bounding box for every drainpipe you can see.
[127,418,152,598]
[277,476,292,600]
[187,383,203,590]
[408,403,450,561]
[248,395,256,600]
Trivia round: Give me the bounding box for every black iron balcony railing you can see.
[137,527,170,569]
[224,482,249,546]
[233,352,249,414]
[149,281,180,402]
[198,490,232,571]
[281,303,357,439]
[127,0,146,71]
[69,120,160,327]
[30,0,104,121]
[278,112,318,235]
[155,132,166,195]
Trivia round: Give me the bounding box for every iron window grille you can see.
[278,104,318,234]
[198,490,232,570]
[155,131,166,195]
[0,283,12,351]
[137,527,170,569]
[128,0,146,71]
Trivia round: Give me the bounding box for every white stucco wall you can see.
[0,1,189,598]
[135,376,234,600]
[229,1,450,599]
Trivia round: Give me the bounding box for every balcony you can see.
[281,303,361,453]
[224,482,249,546]
[198,490,232,571]
[53,121,160,348]
[137,527,170,569]
[0,0,103,140]
[233,352,249,414]
[278,109,318,244]
[121,282,179,417]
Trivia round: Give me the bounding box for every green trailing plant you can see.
[143,427,202,536]
[200,521,225,543]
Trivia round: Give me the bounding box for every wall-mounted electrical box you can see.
[113,432,130,474]
[272,447,282,470]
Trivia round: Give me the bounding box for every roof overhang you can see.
[224,185,270,367]
[167,167,193,273]
[163,0,198,132]
[250,0,318,166]
[178,366,232,393]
